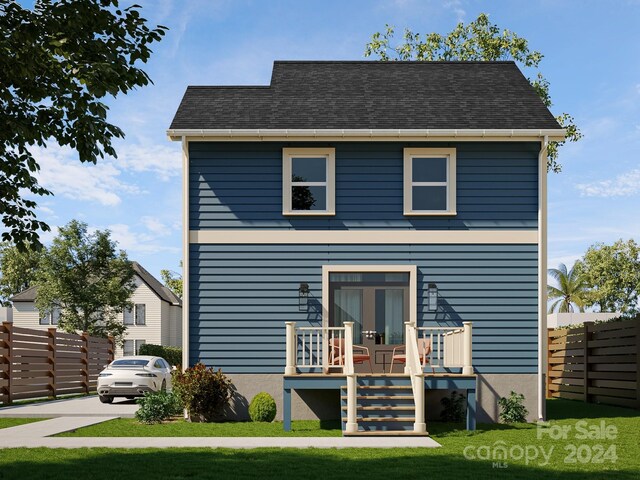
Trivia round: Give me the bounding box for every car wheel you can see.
[161,379,167,393]
[99,395,113,404]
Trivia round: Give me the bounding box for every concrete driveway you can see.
[0,396,139,418]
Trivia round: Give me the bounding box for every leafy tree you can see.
[578,239,640,314]
[0,243,43,305]
[291,175,317,210]
[547,262,589,314]
[0,0,166,249]
[160,263,183,299]
[35,220,136,342]
[364,13,581,173]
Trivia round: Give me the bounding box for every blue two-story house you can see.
[168,61,565,435]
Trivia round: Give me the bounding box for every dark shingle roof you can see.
[9,263,182,306]
[169,61,561,130]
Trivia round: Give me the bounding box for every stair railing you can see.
[343,321,358,433]
[404,321,426,434]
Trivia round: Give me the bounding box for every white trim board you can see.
[190,230,538,244]
[168,129,566,142]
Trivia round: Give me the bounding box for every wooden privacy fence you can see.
[547,319,639,409]
[0,322,114,405]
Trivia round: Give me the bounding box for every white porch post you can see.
[344,321,358,433]
[285,321,297,375]
[462,321,473,375]
[413,374,426,433]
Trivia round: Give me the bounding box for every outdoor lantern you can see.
[427,283,438,311]
[298,283,310,311]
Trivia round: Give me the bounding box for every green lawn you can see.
[0,418,44,429]
[0,399,638,479]
[58,419,343,437]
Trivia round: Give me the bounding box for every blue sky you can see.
[27,0,640,280]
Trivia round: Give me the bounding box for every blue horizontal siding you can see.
[189,142,539,230]
[189,244,538,374]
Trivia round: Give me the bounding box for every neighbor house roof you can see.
[9,262,182,307]
[168,61,562,133]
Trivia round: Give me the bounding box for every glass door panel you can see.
[333,288,363,344]
[375,289,405,345]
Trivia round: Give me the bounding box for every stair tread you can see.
[344,431,428,437]
[341,395,414,400]
[341,406,415,411]
[342,417,416,422]
[358,385,412,389]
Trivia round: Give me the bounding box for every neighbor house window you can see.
[40,307,60,326]
[124,304,145,326]
[282,148,335,215]
[135,304,146,326]
[123,306,134,325]
[123,339,146,356]
[403,148,456,215]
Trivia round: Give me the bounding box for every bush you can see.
[138,344,182,367]
[249,392,277,422]
[172,363,233,422]
[498,391,529,423]
[440,390,465,422]
[135,391,182,424]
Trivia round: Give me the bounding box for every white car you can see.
[97,356,173,404]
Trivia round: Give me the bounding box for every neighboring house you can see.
[168,61,565,433]
[0,306,12,323]
[547,312,620,329]
[10,262,182,357]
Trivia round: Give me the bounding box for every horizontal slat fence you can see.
[547,319,639,409]
[0,322,114,405]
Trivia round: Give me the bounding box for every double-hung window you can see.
[403,148,456,215]
[124,304,145,326]
[40,307,60,326]
[282,148,335,215]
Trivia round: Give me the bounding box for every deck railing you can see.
[416,321,473,374]
[284,322,353,374]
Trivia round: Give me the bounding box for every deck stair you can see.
[340,375,427,437]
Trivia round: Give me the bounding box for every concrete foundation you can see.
[225,373,539,423]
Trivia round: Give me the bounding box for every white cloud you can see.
[444,0,466,22]
[107,223,180,255]
[140,216,176,236]
[576,169,640,197]
[33,144,142,206]
[112,143,181,181]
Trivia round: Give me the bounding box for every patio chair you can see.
[389,337,434,373]
[328,337,373,373]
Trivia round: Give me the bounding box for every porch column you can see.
[466,387,476,431]
[285,322,296,375]
[462,321,473,375]
[283,386,292,431]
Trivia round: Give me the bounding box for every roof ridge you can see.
[272,60,517,64]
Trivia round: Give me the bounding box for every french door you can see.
[329,272,410,373]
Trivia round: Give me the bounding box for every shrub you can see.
[440,390,465,422]
[172,363,233,422]
[138,344,182,367]
[135,391,182,424]
[249,392,277,422]
[498,391,529,423]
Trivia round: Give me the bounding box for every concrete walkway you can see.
[0,416,441,449]
[0,396,138,418]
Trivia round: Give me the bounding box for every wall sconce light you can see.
[427,283,438,311]
[298,283,310,312]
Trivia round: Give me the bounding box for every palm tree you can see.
[547,263,589,313]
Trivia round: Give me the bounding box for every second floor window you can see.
[40,307,60,326]
[404,148,457,215]
[124,304,146,326]
[282,148,335,215]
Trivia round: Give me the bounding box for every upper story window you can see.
[124,304,146,326]
[40,307,60,326]
[403,148,457,215]
[282,148,335,215]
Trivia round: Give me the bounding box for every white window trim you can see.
[282,147,335,216]
[403,148,457,216]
